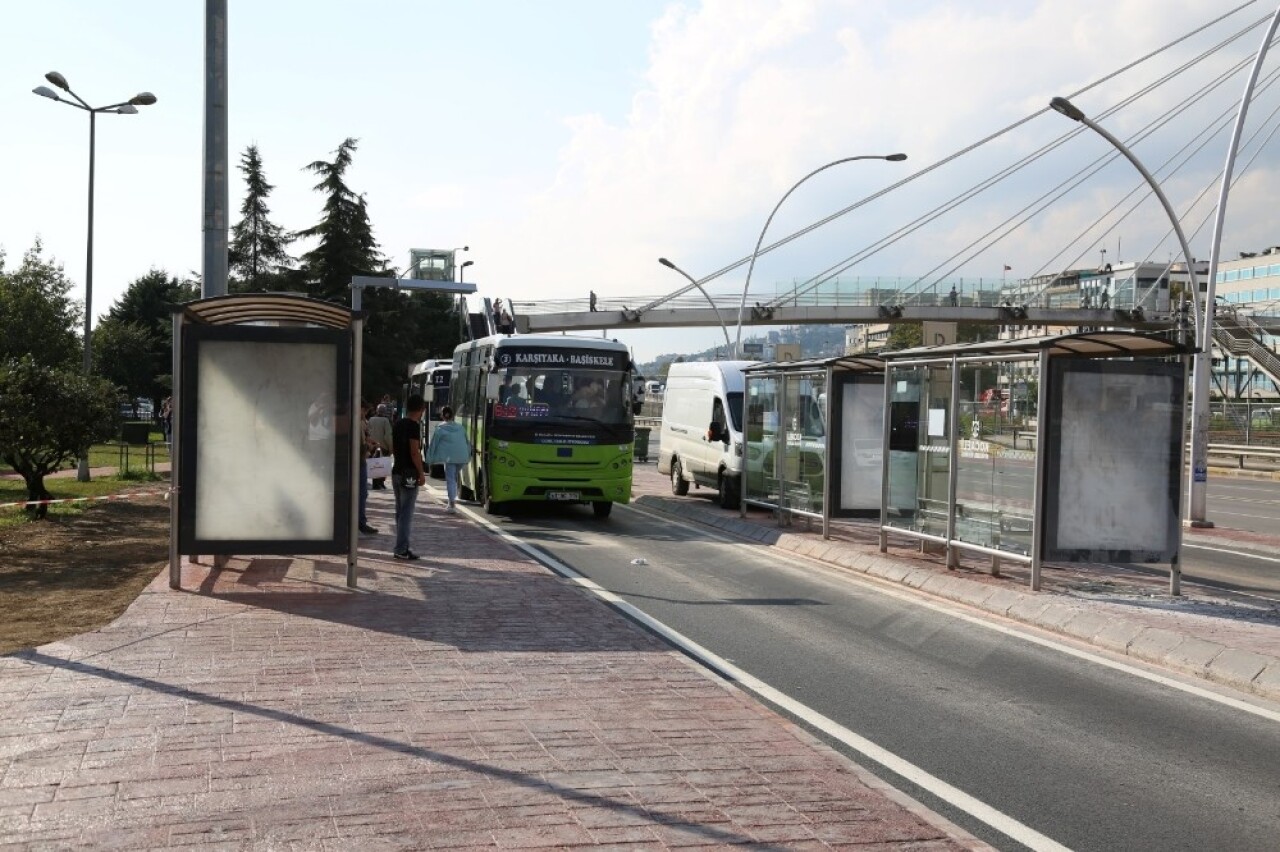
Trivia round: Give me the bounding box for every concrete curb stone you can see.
[1092,620,1148,655]
[1164,637,1227,673]
[1253,663,1280,695]
[1128,627,1192,662]
[1060,611,1117,644]
[1206,648,1271,692]
[633,495,1280,704]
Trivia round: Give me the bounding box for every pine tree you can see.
[229,144,293,291]
[296,138,386,302]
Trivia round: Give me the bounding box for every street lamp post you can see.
[33,72,157,481]
[735,153,907,358]
[657,258,733,356]
[1051,95,1207,547]
[458,260,474,283]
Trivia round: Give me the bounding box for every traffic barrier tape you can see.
[0,488,173,510]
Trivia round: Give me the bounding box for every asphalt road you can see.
[488,500,1280,851]
[1207,476,1280,535]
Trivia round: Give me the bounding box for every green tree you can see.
[93,318,158,412]
[0,360,118,518]
[229,144,293,291]
[296,137,386,302]
[103,269,198,406]
[885,322,923,351]
[0,241,80,370]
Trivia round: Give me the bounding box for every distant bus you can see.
[407,358,453,477]
[451,333,635,517]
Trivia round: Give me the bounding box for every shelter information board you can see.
[178,324,352,554]
[1043,359,1182,562]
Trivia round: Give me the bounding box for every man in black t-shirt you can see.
[391,395,427,560]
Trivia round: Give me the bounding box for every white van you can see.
[658,361,755,508]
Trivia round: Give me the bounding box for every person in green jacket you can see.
[425,406,472,512]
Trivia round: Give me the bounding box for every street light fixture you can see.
[32,70,157,481]
[657,258,734,356]
[1050,95,1209,540]
[458,260,474,283]
[735,153,908,358]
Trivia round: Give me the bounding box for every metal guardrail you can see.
[1208,442,1280,468]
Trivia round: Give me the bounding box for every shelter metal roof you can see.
[178,293,353,330]
[742,353,885,374]
[880,330,1190,361]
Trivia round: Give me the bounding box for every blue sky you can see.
[4,1,1278,361]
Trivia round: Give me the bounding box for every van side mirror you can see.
[707,421,726,443]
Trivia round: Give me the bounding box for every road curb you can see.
[1206,464,1280,481]
[634,495,1280,705]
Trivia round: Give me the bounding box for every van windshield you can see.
[726,392,744,431]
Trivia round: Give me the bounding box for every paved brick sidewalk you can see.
[0,490,982,849]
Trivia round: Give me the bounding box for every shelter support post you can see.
[822,366,833,540]
[169,311,183,589]
[1030,351,1050,591]
[347,316,364,588]
[879,365,892,553]
[945,357,961,569]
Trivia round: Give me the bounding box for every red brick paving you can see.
[0,489,982,849]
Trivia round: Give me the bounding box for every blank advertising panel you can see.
[1043,359,1183,562]
[178,324,351,554]
[838,377,883,512]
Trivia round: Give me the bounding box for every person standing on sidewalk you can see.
[391,395,427,560]
[358,399,379,536]
[425,406,472,512]
[367,404,393,490]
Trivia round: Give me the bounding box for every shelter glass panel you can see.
[885,364,953,537]
[955,363,1034,555]
[781,372,827,515]
[839,377,883,512]
[745,375,781,508]
[884,366,921,531]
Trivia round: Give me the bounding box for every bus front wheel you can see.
[480,471,504,515]
[592,501,613,519]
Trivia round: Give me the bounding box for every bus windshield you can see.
[492,366,633,427]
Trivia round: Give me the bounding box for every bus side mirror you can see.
[485,374,501,401]
[422,385,435,403]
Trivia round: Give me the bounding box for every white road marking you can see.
[1184,542,1280,564]
[461,504,1068,851]
[616,503,1280,725]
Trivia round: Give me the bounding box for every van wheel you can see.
[718,474,740,510]
[592,501,613,519]
[670,458,690,495]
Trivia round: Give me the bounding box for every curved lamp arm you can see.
[734,153,907,358]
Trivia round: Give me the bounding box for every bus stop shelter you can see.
[742,354,885,539]
[877,331,1191,592]
[168,293,365,589]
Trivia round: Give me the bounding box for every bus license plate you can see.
[547,491,580,501]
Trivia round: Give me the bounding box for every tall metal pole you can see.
[1193,5,1280,526]
[77,111,98,482]
[734,154,907,358]
[202,0,229,297]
